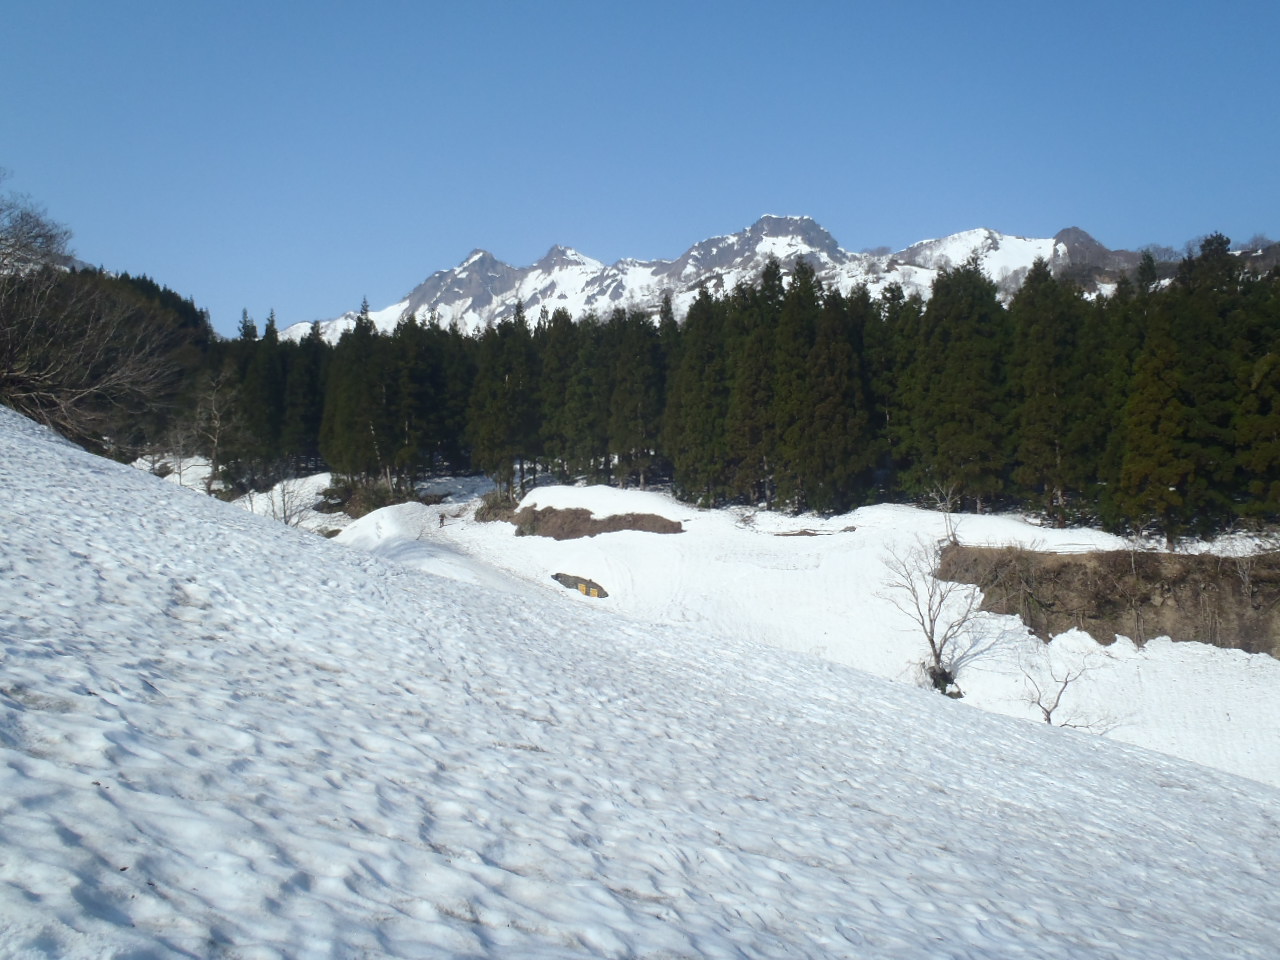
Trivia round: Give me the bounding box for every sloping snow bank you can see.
[394,486,1280,789]
[5,410,1279,959]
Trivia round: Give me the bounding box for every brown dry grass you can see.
[508,506,683,541]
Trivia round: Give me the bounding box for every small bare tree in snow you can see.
[1020,644,1119,732]
[880,535,1007,697]
[925,479,962,544]
[241,477,313,528]
[268,477,313,528]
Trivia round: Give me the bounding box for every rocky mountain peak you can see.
[748,215,842,256]
[534,245,599,271]
[282,217,1144,342]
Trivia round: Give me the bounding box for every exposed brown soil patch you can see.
[551,573,609,597]
[510,506,683,541]
[939,543,1280,657]
[774,526,856,537]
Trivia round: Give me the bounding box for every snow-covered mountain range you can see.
[283,216,1138,341]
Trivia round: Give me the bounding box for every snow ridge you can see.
[283,216,1092,341]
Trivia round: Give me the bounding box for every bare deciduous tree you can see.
[191,367,243,494]
[1020,644,1119,732]
[266,477,314,528]
[0,174,71,275]
[2,272,181,438]
[1,180,181,445]
[880,535,1008,696]
[925,479,962,543]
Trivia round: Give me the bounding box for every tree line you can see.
[4,185,1278,547]
[178,234,1280,545]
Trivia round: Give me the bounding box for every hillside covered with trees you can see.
[4,184,1279,547]
[157,234,1278,545]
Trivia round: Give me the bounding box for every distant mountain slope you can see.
[283,215,1137,341]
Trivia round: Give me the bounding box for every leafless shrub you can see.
[880,535,1011,696]
[474,488,518,523]
[268,477,315,527]
[925,479,962,543]
[511,506,682,540]
[1020,645,1119,733]
[239,478,312,527]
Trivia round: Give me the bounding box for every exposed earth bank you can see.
[941,544,1280,657]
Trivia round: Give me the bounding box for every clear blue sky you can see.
[4,1,1276,336]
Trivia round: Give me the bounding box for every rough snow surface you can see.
[5,408,1280,959]
[374,487,1280,790]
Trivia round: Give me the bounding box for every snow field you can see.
[365,486,1280,789]
[4,406,1280,959]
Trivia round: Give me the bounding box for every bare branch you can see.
[925,479,961,543]
[267,476,314,527]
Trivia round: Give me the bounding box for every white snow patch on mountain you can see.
[283,216,1089,342]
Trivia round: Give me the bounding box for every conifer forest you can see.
[7,233,1280,546]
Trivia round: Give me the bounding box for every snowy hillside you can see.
[340,484,1280,791]
[5,406,1280,959]
[283,215,1086,340]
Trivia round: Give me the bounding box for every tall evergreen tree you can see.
[1116,302,1196,545]
[279,321,328,471]
[237,309,258,344]
[1089,276,1147,527]
[898,258,1010,509]
[798,285,876,512]
[429,318,475,472]
[467,302,538,496]
[535,307,579,480]
[1230,266,1280,518]
[607,308,665,487]
[864,282,923,497]
[1234,338,1280,517]
[320,299,396,485]
[1007,260,1087,521]
[560,312,613,482]
[722,284,776,504]
[389,312,436,481]
[238,309,286,483]
[664,289,731,504]
[772,260,822,510]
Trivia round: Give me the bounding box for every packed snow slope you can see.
[4,409,1280,960]
[346,484,1280,791]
